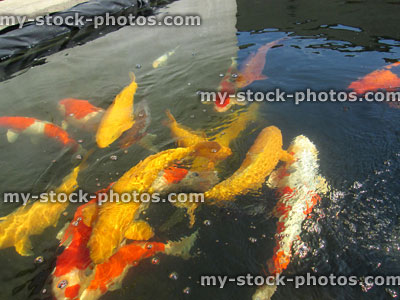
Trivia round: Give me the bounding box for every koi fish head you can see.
[193,141,232,161]
[215,92,232,112]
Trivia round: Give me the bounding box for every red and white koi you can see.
[51,194,197,300]
[253,135,329,300]
[0,116,78,150]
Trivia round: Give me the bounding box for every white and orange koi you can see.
[0,116,78,151]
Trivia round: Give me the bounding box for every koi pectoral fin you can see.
[173,201,199,228]
[124,220,154,241]
[256,74,268,81]
[6,130,19,143]
[165,230,198,260]
[15,237,33,256]
[138,133,159,153]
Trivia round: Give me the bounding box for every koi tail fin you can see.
[252,284,277,300]
[165,109,177,125]
[15,237,33,256]
[129,71,136,82]
[256,74,268,81]
[165,230,198,260]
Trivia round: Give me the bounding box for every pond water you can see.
[0,0,399,299]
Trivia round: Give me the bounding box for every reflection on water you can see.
[0,0,399,299]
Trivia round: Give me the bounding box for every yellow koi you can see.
[205,126,293,202]
[96,73,138,148]
[0,161,84,256]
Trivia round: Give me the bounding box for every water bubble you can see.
[187,82,191,86]
[249,237,257,243]
[136,64,142,69]
[169,272,178,280]
[203,220,211,226]
[211,148,217,153]
[42,288,47,294]
[96,183,101,187]
[124,150,128,154]
[151,257,160,265]
[202,109,207,112]
[219,73,224,77]
[138,113,144,117]
[57,280,68,289]
[75,155,82,160]
[132,261,139,266]
[34,256,44,264]
[77,139,84,143]
[231,73,238,78]
[69,113,74,117]
[183,287,191,294]
[110,155,118,161]
[146,243,153,249]
[190,114,195,119]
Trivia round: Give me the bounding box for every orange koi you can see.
[236,38,285,89]
[213,38,286,112]
[348,62,400,94]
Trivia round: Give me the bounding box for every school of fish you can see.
[0,38,397,300]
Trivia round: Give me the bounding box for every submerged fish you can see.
[96,73,138,148]
[58,98,105,132]
[348,62,400,94]
[118,100,152,149]
[205,126,293,202]
[252,135,329,300]
[214,57,245,112]
[80,231,198,300]
[0,116,78,151]
[152,46,180,68]
[0,160,84,256]
[211,38,285,112]
[165,110,232,166]
[236,38,285,89]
